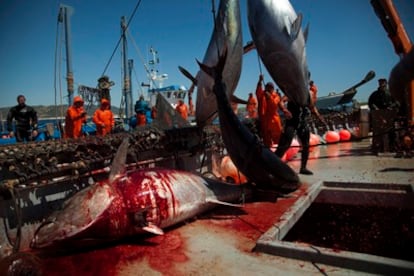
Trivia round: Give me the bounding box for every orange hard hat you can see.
[74,96,84,103]
[101,98,110,105]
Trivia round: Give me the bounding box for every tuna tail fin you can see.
[109,137,129,184]
[197,47,228,81]
[303,22,310,43]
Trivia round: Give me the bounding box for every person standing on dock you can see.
[308,80,325,124]
[64,96,87,139]
[309,80,318,104]
[176,99,189,121]
[134,95,150,126]
[93,98,114,136]
[256,74,291,147]
[246,92,258,119]
[7,95,38,142]
[275,98,314,175]
[368,78,399,153]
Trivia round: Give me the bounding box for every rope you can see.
[100,0,143,77]
[256,52,266,87]
[126,31,157,91]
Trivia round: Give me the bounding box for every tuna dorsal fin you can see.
[206,198,242,207]
[142,224,164,235]
[303,22,310,43]
[284,13,303,40]
[109,137,129,184]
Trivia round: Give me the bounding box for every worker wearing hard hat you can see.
[93,98,114,136]
[64,96,87,138]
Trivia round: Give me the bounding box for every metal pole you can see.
[121,16,131,120]
[127,59,134,119]
[60,5,74,106]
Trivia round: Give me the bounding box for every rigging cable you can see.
[100,0,143,77]
[126,30,158,90]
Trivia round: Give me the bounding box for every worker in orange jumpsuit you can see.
[64,96,87,139]
[256,74,291,147]
[246,92,258,119]
[308,80,325,123]
[309,80,318,104]
[93,98,114,136]
[175,99,188,120]
[136,111,147,126]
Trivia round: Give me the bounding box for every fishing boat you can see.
[315,89,358,113]
[315,70,375,114]
[143,48,189,110]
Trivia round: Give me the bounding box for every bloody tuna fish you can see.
[31,140,248,249]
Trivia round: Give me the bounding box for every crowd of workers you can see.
[5,91,190,141]
[5,75,413,166]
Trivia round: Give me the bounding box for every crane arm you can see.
[370,0,412,57]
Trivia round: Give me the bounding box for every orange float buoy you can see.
[282,138,300,161]
[339,129,351,141]
[309,133,320,146]
[219,155,247,184]
[325,130,340,143]
[309,133,320,152]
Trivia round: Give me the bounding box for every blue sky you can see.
[0,0,413,110]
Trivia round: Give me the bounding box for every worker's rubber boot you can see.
[300,147,313,175]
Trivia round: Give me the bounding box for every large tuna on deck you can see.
[31,139,248,249]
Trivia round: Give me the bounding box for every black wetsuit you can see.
[368,88,400,152]
[368,89,395,110]
[275,101,310,172]
[7,104,38,142]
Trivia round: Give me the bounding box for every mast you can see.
[121,16,132,120]
[148,47,168,89]
[58,4,74,106]
[127,59,134,118]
